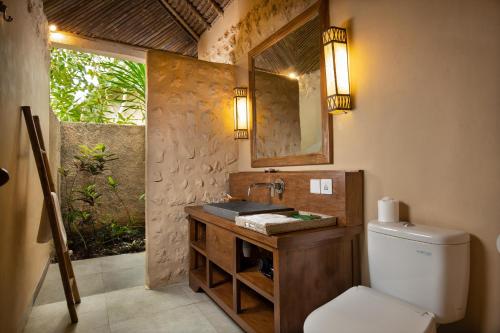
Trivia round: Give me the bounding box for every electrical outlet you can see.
[320,179,333,194]
[310,179,321,194]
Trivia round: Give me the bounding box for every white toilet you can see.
[304,221,470,333]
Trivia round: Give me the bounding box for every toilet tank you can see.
[367,221,470,324]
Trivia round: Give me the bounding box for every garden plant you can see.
[59,143,145,259]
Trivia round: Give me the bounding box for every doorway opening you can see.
[50,47,146,261]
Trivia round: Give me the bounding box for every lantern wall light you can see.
[233,87,249,139]
[323,26,352,114]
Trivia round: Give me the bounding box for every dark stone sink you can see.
[203,201,293,221]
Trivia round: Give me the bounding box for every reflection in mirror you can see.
[253,15,322,159]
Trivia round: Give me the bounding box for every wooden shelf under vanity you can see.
[237,266,274,301]
[186,204,362,333]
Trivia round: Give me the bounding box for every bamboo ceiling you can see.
[43,0,231,57]
[254,16,321,76]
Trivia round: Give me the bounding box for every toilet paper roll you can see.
[378,197,399,223]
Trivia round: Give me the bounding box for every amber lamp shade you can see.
[233,87,249,139]
[323,26,352,114]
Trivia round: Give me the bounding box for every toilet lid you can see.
[304,286,436,333]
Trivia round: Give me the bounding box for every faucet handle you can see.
[273,178,285,196]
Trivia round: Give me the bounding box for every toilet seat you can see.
[304,286,436,333]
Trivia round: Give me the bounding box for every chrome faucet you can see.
[247,178,285,198]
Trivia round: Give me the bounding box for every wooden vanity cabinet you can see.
[186,206,362,333]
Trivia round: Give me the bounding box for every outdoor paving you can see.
[25,252,242,333]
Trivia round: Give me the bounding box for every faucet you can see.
[247,178,285,198]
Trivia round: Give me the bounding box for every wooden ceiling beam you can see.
[185,1,210,29]
[207,0,224,16]
[158,0,200,42]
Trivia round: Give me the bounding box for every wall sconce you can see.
[233,87,249,139]
[323,26,351,114]
[0,1,14,22]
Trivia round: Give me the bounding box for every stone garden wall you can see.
[59,121,145,226]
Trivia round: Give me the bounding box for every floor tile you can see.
[36,252,145,305]
[102,266,144,292]
[31,294,106,320]
[100,252,145,273]
[105,284,198,324]
[44,263,64,282]
[25,294,109,333]
[77,272,106,296]
[72,257,104,276]
[181,284,210,303]
[197,301,243,333]
[27,253,240,333]
[35,273,105,305]
[34,275,65,305]
[110,304,216,333]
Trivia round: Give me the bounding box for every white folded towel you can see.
[235,213,300,234]
[235,212,337,235]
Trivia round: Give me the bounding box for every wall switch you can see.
[320,179,333,194]
[310,179,321,194]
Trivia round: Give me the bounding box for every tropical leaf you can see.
[50,48,145,125]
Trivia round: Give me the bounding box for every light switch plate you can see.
[320,179,333,194]
[310,179,321,194]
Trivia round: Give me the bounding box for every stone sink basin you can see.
[203,201,293,221]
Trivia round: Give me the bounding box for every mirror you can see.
[249,1,331,167]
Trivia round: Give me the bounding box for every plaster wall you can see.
[146,51,237,288]
[198,0,500,332]
[0,0,51,331]
[59,121,145,225]
[255,70,301,158]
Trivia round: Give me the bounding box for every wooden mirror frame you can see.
[249,0,332,167]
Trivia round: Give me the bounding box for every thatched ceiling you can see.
[43,0,231,57]
[254,15,321,76]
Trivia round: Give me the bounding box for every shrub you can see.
[59,144,144,259]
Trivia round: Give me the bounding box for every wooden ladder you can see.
[21,106,81,323]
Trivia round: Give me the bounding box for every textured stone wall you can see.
[146,51,237,288]
[255,70,301,158]
[198,0,316,64]
[60,122,145,225]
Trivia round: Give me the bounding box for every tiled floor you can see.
[35,252,146,305]
[25,252,242,333]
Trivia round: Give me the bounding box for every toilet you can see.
[304,221,470,333]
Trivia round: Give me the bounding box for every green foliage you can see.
[107,176,118,189]
[74,144,117,175]
[77,184,101,207]
[103,61,146,124]
[50,48,145,125]
[59,144,144,258]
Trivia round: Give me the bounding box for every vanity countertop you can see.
[185,205,361,250]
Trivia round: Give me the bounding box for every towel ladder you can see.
[22,106,80,323]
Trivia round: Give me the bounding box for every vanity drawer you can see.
[206,224,234,272]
